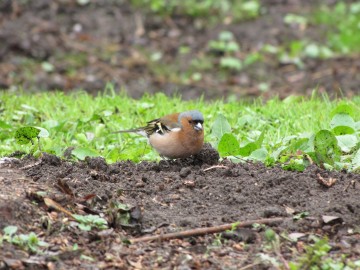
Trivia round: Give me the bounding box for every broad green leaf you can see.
[113,202,131,211]
[288,137,310,152]
[220,57,242,70]
[15,126,40,145]
[71,147,99,160]
[249,148,268,162]
[237,114,255,128]
[34,127,49,138]
[336,134,358,152]
[218,133,240,156]
[332,126,355,135]
[330,104,354,118]
[354,121,360,131]
[4,225,18,236]
[239,142,258,157]
[270,145,288,161]
[282,159,306,172]
[219,31,234,41]
[0,120,11,129]
[352,149,360,171]
[314,130,341,165]
[42,119,59,129]
[75,133,89,144]
[255,130,265,147]
[211,114,231,140]
[78,224,91,231]
[330,113,355,130]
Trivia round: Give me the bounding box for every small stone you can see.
[179,167,191,178]
[262,206,284,218]
[183,180,195,188]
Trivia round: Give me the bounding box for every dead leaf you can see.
[284,205,295,214]
[127,259,143,269]
[44,197,75,219]
[56,179,74,197]
[288,232,306,241]
[322,215,342,224]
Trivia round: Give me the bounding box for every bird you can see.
[114,110,204,159]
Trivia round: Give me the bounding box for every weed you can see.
[312,2,360,53]
[211,103,360,172]
[129,0,260,22]
[0,226,48,253]
[73,214,108,231]
[2,91,360,170]
[289,236,357,270]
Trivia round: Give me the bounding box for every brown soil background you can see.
[1,146,360,269]
[0,0,359,99]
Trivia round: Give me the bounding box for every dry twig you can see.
[343,180,356,192]
[130,217,284,243]
[316,173,336,187]
[203,165,229,172]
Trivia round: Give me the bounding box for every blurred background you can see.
[0,0,359,100]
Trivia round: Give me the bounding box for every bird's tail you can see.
[112,128,147,137]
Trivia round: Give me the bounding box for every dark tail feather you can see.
[112,127,147,137]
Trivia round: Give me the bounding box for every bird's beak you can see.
[194,122,203,131]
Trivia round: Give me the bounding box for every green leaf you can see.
[249,148,268,162]
[0,120,12,129]
[288,137,310,152]
[336,134,358,152]
[71,147,99,160]
[255,130,265,147]
[113,202,131,211]
[34,126,50,138]
[211,114,231,140]
[239,142,258,157]
[314,130,341,165]
[15,126,40,145]
[219,31,234,41]
[4,225,18,236]
[330,104,354,118]
[218,133,240,156]
[330,113,355,130]
[283,158,307,172]
[78,224,91,231]
[352,149,360,171]
[220,57,242,71]
[332,126,355,135]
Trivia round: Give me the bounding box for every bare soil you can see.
[0,0,359,99]
[1,144,360,269]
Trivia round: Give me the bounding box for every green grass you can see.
[1,89,360,169]
[312,2,360,54]
[129,0,260,22]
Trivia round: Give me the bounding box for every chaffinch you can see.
[114,110,204,159]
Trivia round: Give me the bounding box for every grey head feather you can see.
[178,110,204,123]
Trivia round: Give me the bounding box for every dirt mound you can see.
[3,148,359,233]
[1,146,360,268]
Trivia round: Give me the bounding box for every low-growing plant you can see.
[73,214,108,231]
[312,2,360,54]
[0,226,48,253]
[129,0,260,22]
[207,31,243,72]
[212,103,360,172]
[289,236,360,269]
